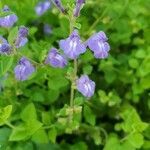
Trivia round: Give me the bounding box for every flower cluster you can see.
[0,1,111,99]
[41,0,110,98]
[45,30,110,98]
[0,5,32,80]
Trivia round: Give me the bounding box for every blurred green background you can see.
[0,0,150,149]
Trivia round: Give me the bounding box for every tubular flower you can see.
[59,30,86,59]
[14,57,35,81]
[87,31,110,59]
[15,26,29,48]
[53,0,65,13]
[0,5,18,28]
[76,75,95,98]
[0,36,11,54]
[45,48,67,68]
[74,0,85,17]
[35,0,51,16]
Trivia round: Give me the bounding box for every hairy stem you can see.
[70,59,77,108]
[69,14,77,109]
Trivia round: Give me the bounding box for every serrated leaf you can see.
[0,105,12,126]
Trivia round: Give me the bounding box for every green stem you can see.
[5,121,15,129]
[69,14,77,109]
[70,59,77,108]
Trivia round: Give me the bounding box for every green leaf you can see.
[135,49,146,59]
[0,105,12,126]
[21,103,37,122]
[8,27,18,45]
[48,128,57,143]
[0,127,11,149]
[90,128,102,145]
[0,56,14,77]
[48,76,69,90]
[9,120,43,141]
[83,105,96,126]
[83,65,93,75]
[32,129,48,144]
[9,124,29,141]
[129,58,139,69]
[127,133,144,149]
[119,105,148,133]
[74,97,84,106]
[104,134,120,150]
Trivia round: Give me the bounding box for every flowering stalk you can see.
[69,15,77,109]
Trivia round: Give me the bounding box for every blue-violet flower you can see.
[0,5,18,28]
[59,30,86,59]
[87,31,110,59]
[14,57,35,81]
[74,0,85,17]
[35,0,51,16]
[53,0,65,13]
[76,75,95,98]
[0,36,11,54]
[45,48,67,68]
[15,26,29,48]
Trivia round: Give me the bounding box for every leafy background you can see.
[0,0,150,149]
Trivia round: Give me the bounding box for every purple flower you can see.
[52,0,65,13]
[44,24,52,35]
[0,36,11,54]
[0,6,18,28]
[76,75,95,98]
[59,30,86,59]
[35,0,51,16]
[15,26,28,48]
[74,0,85,17]
[14,57,35,81]
[87,31,110,59]
[45,48,67,68]
[18,26,29,37]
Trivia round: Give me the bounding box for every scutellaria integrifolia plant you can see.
[0,1,110,118]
